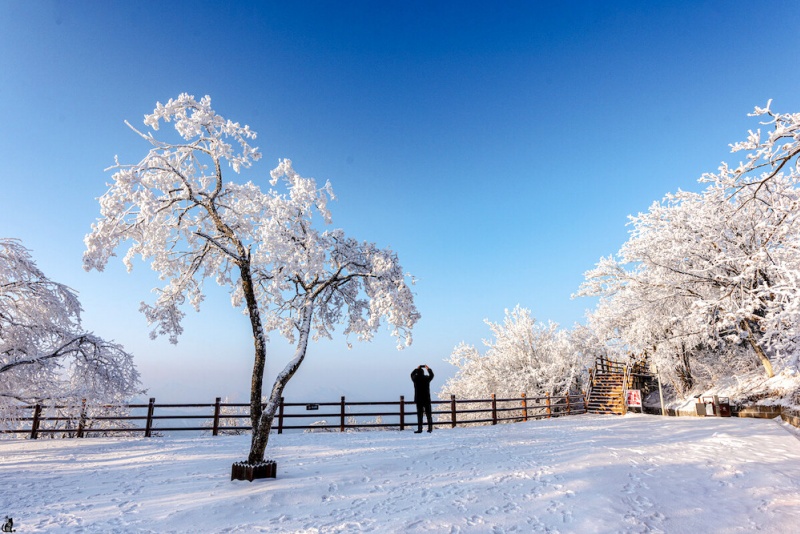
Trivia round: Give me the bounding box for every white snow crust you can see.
[2,414,799,533]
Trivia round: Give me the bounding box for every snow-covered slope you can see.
[2,414,799,533]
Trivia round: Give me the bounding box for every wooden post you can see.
[212,397,221,436]
[566,393,571,415]
[521,393,528,422]
[546,393,551,419]
[77,398,87,438]
[278,397,285,434]
[399,395,405,431]
[491,394,497,425]
[450,394,457,428]
[144,397,155,437]
[30,404,42,439]
[340,396,346,432]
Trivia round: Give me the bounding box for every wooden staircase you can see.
[586,358,630,415]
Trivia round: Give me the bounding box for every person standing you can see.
[410,365,434,433]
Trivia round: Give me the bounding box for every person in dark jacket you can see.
[410,365,434,433]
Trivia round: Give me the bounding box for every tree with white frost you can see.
[441,306,586,417]
[0,239,140,411]
[578,177,800,384]
[83,94,419,464]
[577,101,800,389]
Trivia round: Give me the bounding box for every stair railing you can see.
[586,366,595,406]
[621,363,632,414]
[587,356,633,414]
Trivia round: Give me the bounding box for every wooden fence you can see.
[1,392,587,439]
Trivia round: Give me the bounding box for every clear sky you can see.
[2,1,799,403]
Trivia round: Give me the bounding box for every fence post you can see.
[491,394,497,425]
[212,397,221,436]
[521,393,528,422]
[399,395,405,431]
[30,404,42,439]
[278,397,285,434]
[144,397,155,437]
[450,394,457,428]
[340,396,346,432]
[546,393,551,419]
[77,398,87,438]
[566,393,571,415]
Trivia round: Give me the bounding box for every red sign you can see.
[626,389,642,407]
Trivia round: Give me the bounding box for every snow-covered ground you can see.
[2,414,799,533]
[660,367,800,415]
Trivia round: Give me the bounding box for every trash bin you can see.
[703,397,716,416]
[695,401,707,416]
[697,395,731,417]
[717,397,731,417]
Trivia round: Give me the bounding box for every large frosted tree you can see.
[577,101,800,390]
[0,238,140,409]
[84,94,419,464]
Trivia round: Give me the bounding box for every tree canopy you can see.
[441,306,587,407]
[1,238,140,409]
[576,101,800,394]
[84,94,419,463]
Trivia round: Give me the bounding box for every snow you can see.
[2,414,799,533]
[661,368,800,415]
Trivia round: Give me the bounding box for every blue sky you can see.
[2,1,799,403]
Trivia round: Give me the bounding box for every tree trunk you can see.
[238,257,268,432]
[248,302,314,464]
[741,320,775,378]
[675,343,694,393]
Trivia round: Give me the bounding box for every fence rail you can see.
[1,392,587,439]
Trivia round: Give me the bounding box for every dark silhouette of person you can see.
[411,365,434,433]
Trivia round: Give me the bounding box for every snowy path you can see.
[1,414,799,533]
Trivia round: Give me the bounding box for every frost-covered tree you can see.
[0,239,140,411]
[581,170,800,381]
[441,306,586,408]
[577,101,800,390]
[84,94,419,464]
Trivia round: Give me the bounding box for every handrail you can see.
[594,356,627,374]
[1,392,588,439]
[621,363,631,413]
